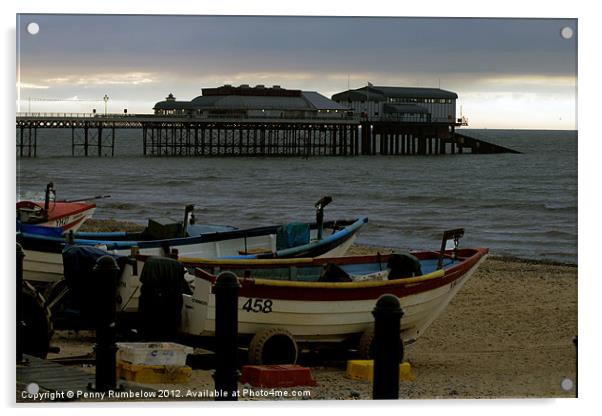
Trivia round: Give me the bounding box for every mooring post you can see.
[212,271,241,401]
[16,243,27,364]
[574,335,578,397]
[372,294,404,400]
[89,255,121,392]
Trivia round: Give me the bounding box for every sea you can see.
[16,129,578,264]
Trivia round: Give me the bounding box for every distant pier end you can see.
[16,84,520,157]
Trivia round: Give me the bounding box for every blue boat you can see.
[18,216,369,284]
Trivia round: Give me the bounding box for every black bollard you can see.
[372,294,404,400]
[16,243,27,365]
[89,255,121,392]
[574,335,578,397]
[212,272,241,401]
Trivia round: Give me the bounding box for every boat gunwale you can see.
[17,200,96,219]
[19,217,366,249]
[189,248,488,301]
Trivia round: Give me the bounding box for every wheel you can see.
[248,327,298,365]
[357,326,404,361]
[21,281,53,359]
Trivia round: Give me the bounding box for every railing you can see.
[16,112,148,118]
[154,113,359,121]
[17,112,359,122]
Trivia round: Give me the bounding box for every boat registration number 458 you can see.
[242,298,273,313]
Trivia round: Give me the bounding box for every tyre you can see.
[248,327,298,365]
[357,327,376,359]
[357,326,404,361]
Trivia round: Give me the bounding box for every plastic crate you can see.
[116,342,193,366]
[117,360,192,384]
[240,365,317,388]
[345,360,414,381]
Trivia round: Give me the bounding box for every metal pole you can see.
[89,256,121,392]
[212,271,241,401]
[372,294,404,400]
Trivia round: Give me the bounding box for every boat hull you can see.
[17,201,96,233]
[179,248,488,344]
[19,218,364,284]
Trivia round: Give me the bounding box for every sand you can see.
[21,226,577,401]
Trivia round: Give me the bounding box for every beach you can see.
[37,242,577,401]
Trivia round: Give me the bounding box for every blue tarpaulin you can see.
[276,222,310,250]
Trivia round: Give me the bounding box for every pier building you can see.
[331,86,460,124]
[153,85,351,121]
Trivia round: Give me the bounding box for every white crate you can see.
[116,342,193,366]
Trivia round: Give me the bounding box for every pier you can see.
[16,84,521,157]
[16,113,518,157]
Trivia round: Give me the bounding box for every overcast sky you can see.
[16,14,577,129]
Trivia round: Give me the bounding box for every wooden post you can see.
[98,126,103,157]
[372,294,404,400]
[212,272,241,401]
[27,125,32,157]
[111,125,115,157]
[142,125,147,156]
[19,126,24,157]
[84,125,89,156]
[33,126,37,157]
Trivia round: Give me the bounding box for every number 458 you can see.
[242,298,273,313]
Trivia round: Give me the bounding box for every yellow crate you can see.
[117,359,192,384]
[345,360,414,381]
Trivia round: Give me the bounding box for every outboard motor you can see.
[44,182,56,213]
[182,204,195,236]
[314,196,333,240]
[138,256,192,341]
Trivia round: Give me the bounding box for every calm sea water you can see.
[16,129,577,264]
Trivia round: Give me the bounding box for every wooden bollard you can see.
[372,294,404,400]
[16,243,27,365]
[89,255,121,392]
[212,272,241,401]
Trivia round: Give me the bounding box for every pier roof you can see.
[332,86,458,101]
[153,85,348,112]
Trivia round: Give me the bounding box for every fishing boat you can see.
[17,183,98,234]
[18,201,367,284]
[102,228,485,363]
[181,249,487,363]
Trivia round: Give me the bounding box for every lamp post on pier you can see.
[103,94,109,116]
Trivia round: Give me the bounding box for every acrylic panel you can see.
[16,14,577,403]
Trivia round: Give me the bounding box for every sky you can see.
[16,14,577,129]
